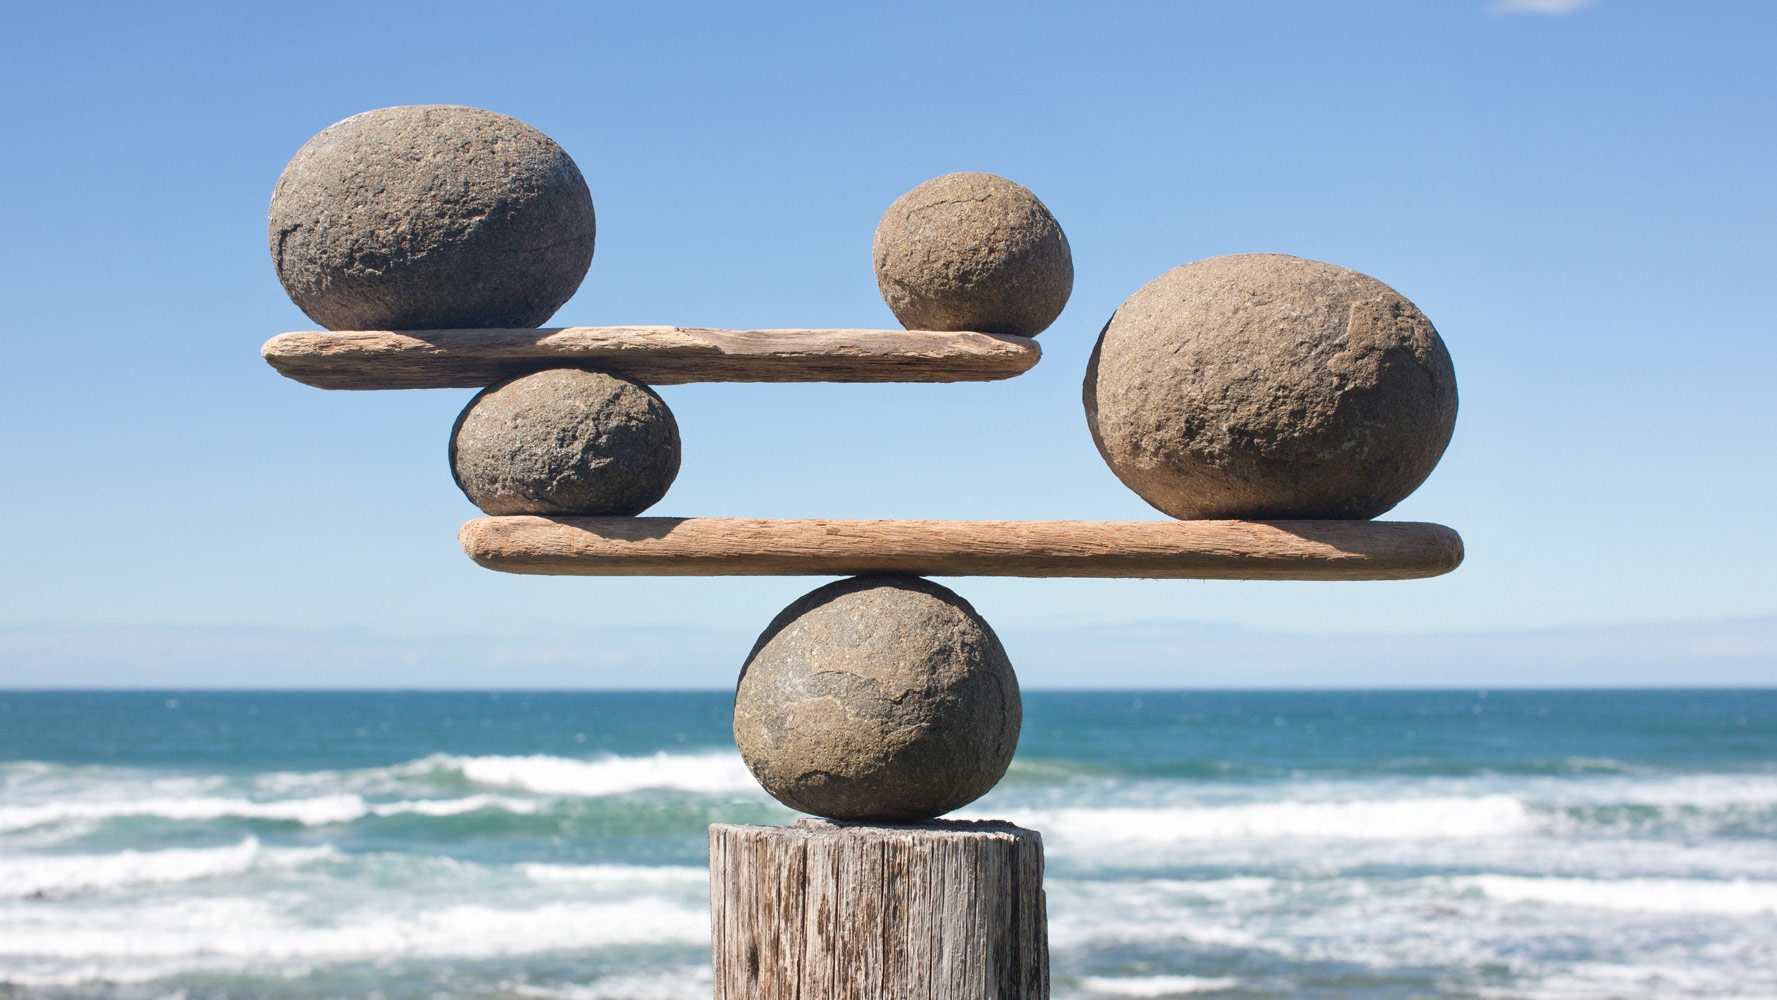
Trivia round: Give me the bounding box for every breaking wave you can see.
[0,752,761,835]
[1077,976,1244,997]
[0,793,543,833]
[0,838,333,898]
[447,752,756,797]
[1454,873,1777,914]
[0,897,708,986]
[992,794,1536,844]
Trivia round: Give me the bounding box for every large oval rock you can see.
[735,575,1021,822]
[450,368,679,516]
[270,105,595,331]
[1084,254,1458,520]
[873,172,1072,338]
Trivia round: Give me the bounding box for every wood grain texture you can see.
[459,517,1464,581]
[710,819,1047,1000]
[261,326,1041,389]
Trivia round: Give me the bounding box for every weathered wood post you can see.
[711,819,1048,1000]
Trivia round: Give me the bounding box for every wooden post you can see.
[710,818,1048,1000]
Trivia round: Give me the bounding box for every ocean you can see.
[1,690,1773,1000]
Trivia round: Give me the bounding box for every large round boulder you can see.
[1084,253,1458,520]
[270,105,595,330]
[734,575,1021,822]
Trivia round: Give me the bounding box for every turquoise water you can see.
[1,690,1773,999]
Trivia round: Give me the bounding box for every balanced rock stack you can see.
[262,105,1462,1000]
[269,106,679,519]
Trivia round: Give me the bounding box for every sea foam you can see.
[0,795,370,831]
[520,863,707,886]
[1456,874,1777,915]
[0,838,333,898]
[0,896,709,982]
[0,751,758,836]
[991,794,1536,847]
[1077,976,1244,997]
[510,966,713,1000]
[449,752,757,797]
[0,793,544,832]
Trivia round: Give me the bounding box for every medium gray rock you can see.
[1084,254,1458,520]
[269,105,595,331]
[450,368,679,516]
[734,575,1021,822]
[873,172,1072,338]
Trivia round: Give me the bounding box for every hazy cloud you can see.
[1489,0,1596,14]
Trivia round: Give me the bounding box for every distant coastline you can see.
[2,614,1773,689]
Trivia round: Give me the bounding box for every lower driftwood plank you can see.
[459,517,1464,581]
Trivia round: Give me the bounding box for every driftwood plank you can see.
[261,326,1041,389]
[710,820,1048,1000]
[459,517,1463,580]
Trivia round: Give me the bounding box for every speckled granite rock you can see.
[873,172,1072,337]
[450,368,678,516]
[734,575,1021,821]
[270,105,595,330]
[1084,253,1458,520]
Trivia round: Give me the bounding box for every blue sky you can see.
[1,2,1772,660]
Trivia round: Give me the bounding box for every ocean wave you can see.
[447,752,757,797]
[1043,871,1777,996]
[1049,908,1267,951]
[1141,876,1279,900]
[510,967,713,1000]
[0,896,708,983]
[1455,874,1777,915]
[14,755,1777,835]
[1527,773,1777,809]
[988,794,1536,845]
[0,838,334,898]
[0,843,713,903]
[0,794,370,831]
[1078,975,1242,997]
[5,751,761,811]
[0,792,550,833]
[372,794,543,818]
[1056,870,1777,926]
[520,862,707,886]
[1505,959,1777,1000]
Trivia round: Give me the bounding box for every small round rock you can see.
[269,105,595,331]
[450,368,679,516]
[873,172,1073,338]
[734,575,1021,822]
[1084,253,1458,520]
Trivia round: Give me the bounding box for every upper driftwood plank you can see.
[459,517,1465,581]
[261,326,1042,389]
